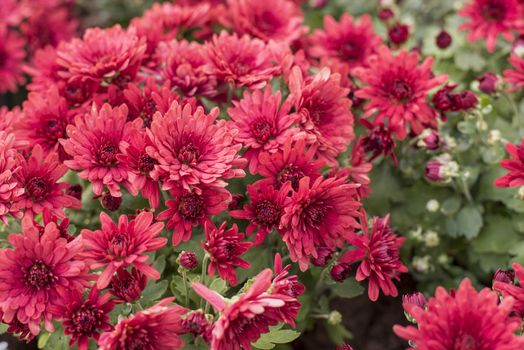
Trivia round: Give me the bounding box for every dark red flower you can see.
[435,30,453,49]
[179,251,198,270]
[109,268,147,303]
[388,23,410,45]
[478,71,500,94]
[181,311,213,343]
[330,263,351,283]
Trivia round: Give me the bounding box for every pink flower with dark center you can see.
[505,54,524,91]
[62,103,133,197]
[340,214,407,301]
[109,268,147,303]
[147,101,246,191]
[205,31,281,89]
[494,138,524,188]
[230,182,291,245]
[157,185,231,246]
[354,46,447,140]
[13,145,80,219]
[80,211,166,289]
[0,217,91,336]
[181,311,213,343]
[394,278,524,349]
[228,86,300,173]
[309,14,382,73]
[459,0,524,52]
[52,288,114,350]
[346,137,373,198]
[361,124,397,164]
[493,263,524,317]
[0,25,26,93]
[288,67,354,165]
[280,175,362,271]
[98,298,188,350]
[223,0,306,44]
[0,131,23,224]
[202,222,253,286]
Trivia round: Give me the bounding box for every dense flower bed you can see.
[0,0,524,349]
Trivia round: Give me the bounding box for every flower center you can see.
[24,261,55,289]
[218,241,237,260]
[127,328,153,350]
[278,164,305,190]
[0,49,6,68]
[254,200,281,227]
[340,40,361,61]
[255,10,279,34]
[141,99,156,128]
[179,192,204,220]
[109,233,130,257]
[138,153,157,173]
[389,79,412,102]
[26,176,50,201]
[483,1,506,21]
[178,142,200,165]
[251,120,272,143]
[305,204,326,226]
[71,306,101,334]
[96,142,118,167]
[456,334,477,350]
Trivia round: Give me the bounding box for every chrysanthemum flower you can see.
[230,182,291,245]
[13,145,80,219]
[181,311,213,343]
[157,185,231,246]
[0,25,26,93]
[80,211,166,289]
[223,0,306,44]
[228,87,301,173]
[459,0,524,53]
[505,54,524,91]
[202,222,253,286]
[0,217,91,336]
[340,214,407,301]
[57,25,146,86]
[62,103,133,197]
[354,46,447,140]
[394,278,524,349]
[51,288,114,350]
[280,175,361,271]
[98,298,188,350]
[146,101,246,191]
[309,14,382,72]
[109,268,147,303]
[0,131,23,224]
[494,138,524,188]
[271,253,305,325]
[205,31,281,89]
[288,67,354,165]
[493,263,524,317]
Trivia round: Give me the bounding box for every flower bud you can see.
[451,91,478,111]
[101,192,122,211]
[330,263,351,282]
[493,269,515,284]
[435,30,452,49]
[66,184,83,200]
[388,23,410,45]
[424,230,440,247]
[417,129,440,151]
[309,0,328,8]
[182,311,213,343]
[426,199,440,212]
[425,154,459,183]
[179,251,198,270]
[311,247,334,267]
[228,194,244,211]
[378,8,394,21]
[402,292,427,309]
[110,268,147,303]
[477,72,499,94]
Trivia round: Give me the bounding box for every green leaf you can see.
[455,205,483,239]
[209,277,228,294]
[473,215,520,254]
[332,279,364,299]
[38,332,51,349]
[252,326,300,349]
[441,196,462,216]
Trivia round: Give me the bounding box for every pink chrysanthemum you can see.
[354,46,447,140]
[280,175,362,271]
[228,87,301,173]
[62,104,133,197]
[0,25,26,93]
[223,0,306,44]
[0,131,22,224]
[109,268,147,303]
[80,211,167,289]
[493,263,524,317]
[394,278,524,350]
[156,40,217,97]
[146,101,246,191]
[504,54,524,91]
[24,46,63,93]
[13,145,80,219]
[459,0,524,52]
[340,214,407,301]
[230,182,291,245]
[192,264,302,350]
[51,288,114,350]
[271,253,305,324]
[309,14,382,72]
[202,222,253,286]
[98,298,188,350]
[494,138,524,188]
[0,217,91,336]
[157,185,231,246]
[205,31,281,89]
[57,25,146,86]
[288,67,354,165]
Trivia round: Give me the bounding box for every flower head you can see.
[0,25,25,93]
[493,263,524,317]
[0,131,23,224]
[109,268,147,303]
[505,54,524,91]
[494,138,524,188]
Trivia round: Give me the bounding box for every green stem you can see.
[199,254,210,309]
[182,269,189,306]
[458,177,474,205]
[314,268,328,295]
[503,92,522,131]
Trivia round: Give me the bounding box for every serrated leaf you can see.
[252,326,300,349]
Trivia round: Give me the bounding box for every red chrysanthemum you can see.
[0,131,23,224]
[223,0,306,44]
[0,217,91,336]
[146,100,246,191]
[62,103,133,197]
[493,263,524,317]
[309,14,382,72]
[0,25,26,93]
[205,31,281,89]
[288,67,354,165]
[494,138,524,188]
[271,253,305,324]
[459,0,524,52]
[340,214,407,301]
[98,298,188,350]
[280,175,361,271]
[157,185,231,246]
[109,268,147,303]
[80,211,167,289]
[230,182,291,245]
[202,222,253,286]
[354,46,447,140]
[228,87,301,173]
[394,279,524,350]
[52,288,114,350]
[13,145,80,219]
[504,54,524,91]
